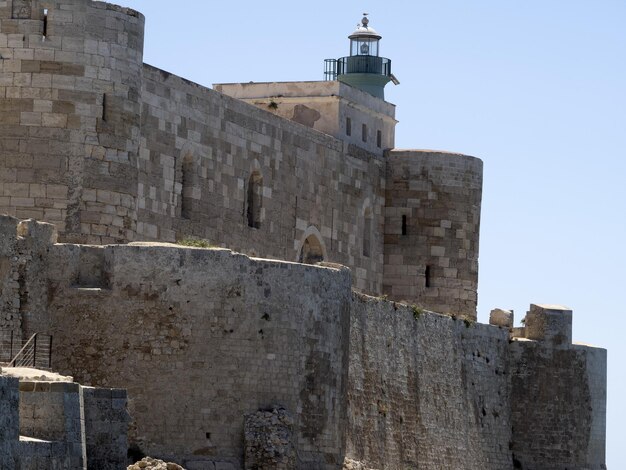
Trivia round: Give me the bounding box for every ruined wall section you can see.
[34,243,351,470]
[383,150,482,319]
[347,295,512,470]
[138,65,385,294]
[0,0,144,244]
[509,341,607,469]
[0,215,56,339]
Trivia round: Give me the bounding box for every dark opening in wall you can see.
[42,9,48,39]
[346,117,351,136]
[362,124,367,142]
[298,235,324,264]
[401,215,407,235]
[377,130,382,148]
[425,265,431,288]
[247,171,263,229]
[102,93,107,122]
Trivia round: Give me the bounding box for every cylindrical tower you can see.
[383,150,483,319]
[0,0,145,243]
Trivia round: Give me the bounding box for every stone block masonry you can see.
[0,0,483,311]
[0,367,128,470]
[0,216,606,469]
[36,241,352,469]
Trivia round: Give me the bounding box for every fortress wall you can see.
[383,150,483,319]
[0,375,19,470]
[137,65,386,295]
[0,0,144,244]
[509,340,607,470]
[347,295,512,470]
[36,243,351,469]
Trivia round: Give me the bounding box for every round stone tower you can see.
[0,0,145,243]
[382,150,483,319]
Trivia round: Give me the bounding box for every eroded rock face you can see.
[244,407,296,470]
[128,457,184,470]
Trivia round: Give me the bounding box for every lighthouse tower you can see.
[324,14,397,99]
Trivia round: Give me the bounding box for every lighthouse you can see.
[324,14,398,99]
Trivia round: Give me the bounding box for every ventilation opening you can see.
[346,117,352,136]
[425,265,431,288]
[377,130,382,148]
[247,171,263,229]
[42,8,48,40]
[401,215,407,236]
[362,123,367,142]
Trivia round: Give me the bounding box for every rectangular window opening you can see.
[362,123,367,142]
[346,117,351,136]
[42,9,48,40]
[425,266,431,288]
[401,215,407,236]
[377,130,382,148]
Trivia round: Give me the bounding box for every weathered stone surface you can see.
[489,308,514,328]
[128,457,185,470]
[244,407,296,470]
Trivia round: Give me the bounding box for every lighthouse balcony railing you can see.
[324,56,391,81]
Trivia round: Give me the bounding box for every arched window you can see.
[247,171,263,229]
[181,154,196,219]
[363,207,372,257]
[298,235,325,264]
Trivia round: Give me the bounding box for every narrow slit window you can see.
[346,117,351,136]
[362,124,367,142]
[102,93,107,122]
[425,266,432,288]
[377,130,382,148]
[401,215,407,235]
[42,9,48,39]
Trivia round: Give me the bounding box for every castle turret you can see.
[383,150,483,319]
[0,0,145,244]
[324,14,398,99]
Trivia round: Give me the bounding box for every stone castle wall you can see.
[137,64,386,295]
[29,237,352,469]
[0,0,482,308]
[347,295,512,469]
[0,0,145,243]
[0,217,606,469]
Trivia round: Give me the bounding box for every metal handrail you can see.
[7,333,52,369]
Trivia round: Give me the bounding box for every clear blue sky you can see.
[120,1,625,466]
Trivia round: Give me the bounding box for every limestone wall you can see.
[0,375,19,470]
[347,295,512,469]
[36,242,352,469]
[383,150,483,318]
[0,0,145,244]
[138,65,386,295]
[0,217,607,469]
[83,386,130,470]
[509,340,607,469]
